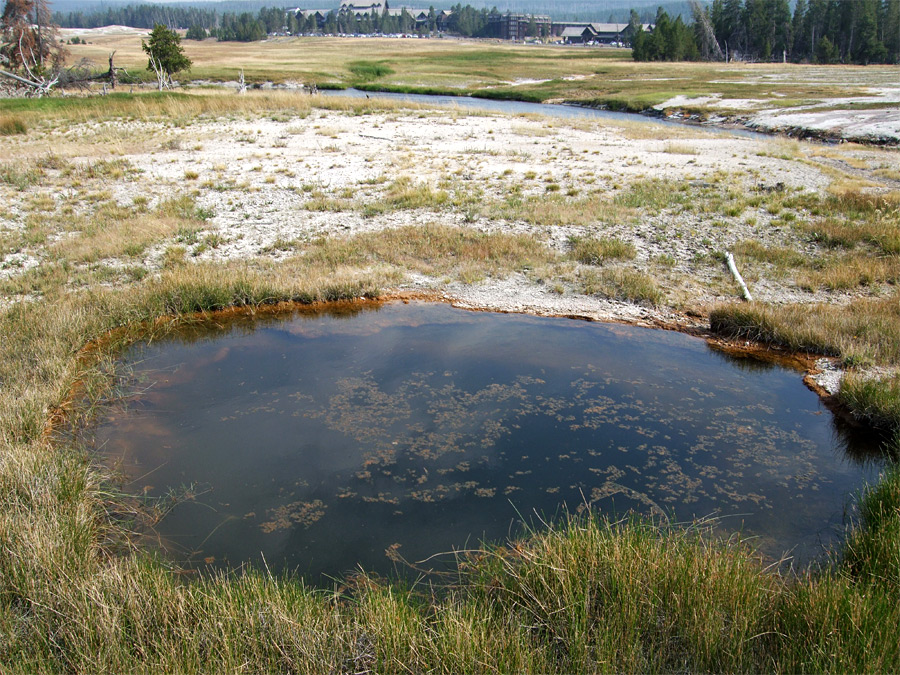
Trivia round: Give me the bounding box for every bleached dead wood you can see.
[147,52,171,91]
[0,67,58,96]
[725,251,752,302]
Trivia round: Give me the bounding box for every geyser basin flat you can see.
[91,302,883,581]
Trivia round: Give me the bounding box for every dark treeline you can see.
[50,0,694,23]
[54,4,219,30]
[632,0,900,64]
[292,4,499,37]
[55,3,512,41]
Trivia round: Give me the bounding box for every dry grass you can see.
[50,195,210,264]
[799,190,900,255]
[361,177,449,216]
[483,191,627,227]
[612,118,714,140]
[0,90,427,132]
[663,141,699,155]
[709,292,900,366]
[569,236,636,264]
[797,253,900,291]
[732,239,810,271]
[579,267,663,306]
[299,224,554,281]
[0,114,27,136]
[63,35,614,89]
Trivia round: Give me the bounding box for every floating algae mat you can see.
[92,302,884,580]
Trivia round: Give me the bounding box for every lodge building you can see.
[290,3,650,42]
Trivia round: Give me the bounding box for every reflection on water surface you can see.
[91,302,884,581]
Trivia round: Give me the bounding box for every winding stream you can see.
[324,87,768,139]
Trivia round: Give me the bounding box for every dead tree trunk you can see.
[109,52,117,89]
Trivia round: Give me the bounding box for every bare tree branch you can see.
[0,65,58,95]
[146,51,171,91]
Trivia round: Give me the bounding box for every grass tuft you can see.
[569,236,636,264]
[348,60,395,82]
[709,294,900,366]
[0,161,43,190]
[842,464,900,590]
[839,373,900,430]
[579,267,662,306]
[0,114,27,135]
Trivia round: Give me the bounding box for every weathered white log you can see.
[725,251,752,302]
[0,68,58,96]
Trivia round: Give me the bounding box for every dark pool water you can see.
[90,302,884,581]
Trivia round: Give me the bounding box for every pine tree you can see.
[815,34,839,62]
[185,24,207,40]
[791,0,808,59]
[631,24,648,60]
[142,23,191,77]
[769,0,793,59]
[884,0,900,63]
[853,0,887,62]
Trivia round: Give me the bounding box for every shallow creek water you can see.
[323,88,768,139]
[89,301,884,581]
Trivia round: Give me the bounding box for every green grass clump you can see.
[463,516,780,672]
[772,464,900,672]
[569,236,636,265]
[347,60,395,81]
[362,177,449,216]
[775,571,900,672]
[614,178,690,212]
[842,464,900,590]
[839,373,900,430]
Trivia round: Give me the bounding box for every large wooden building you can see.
[293,1,452,32]
[556,22,651,45]
[487,13,552,41]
